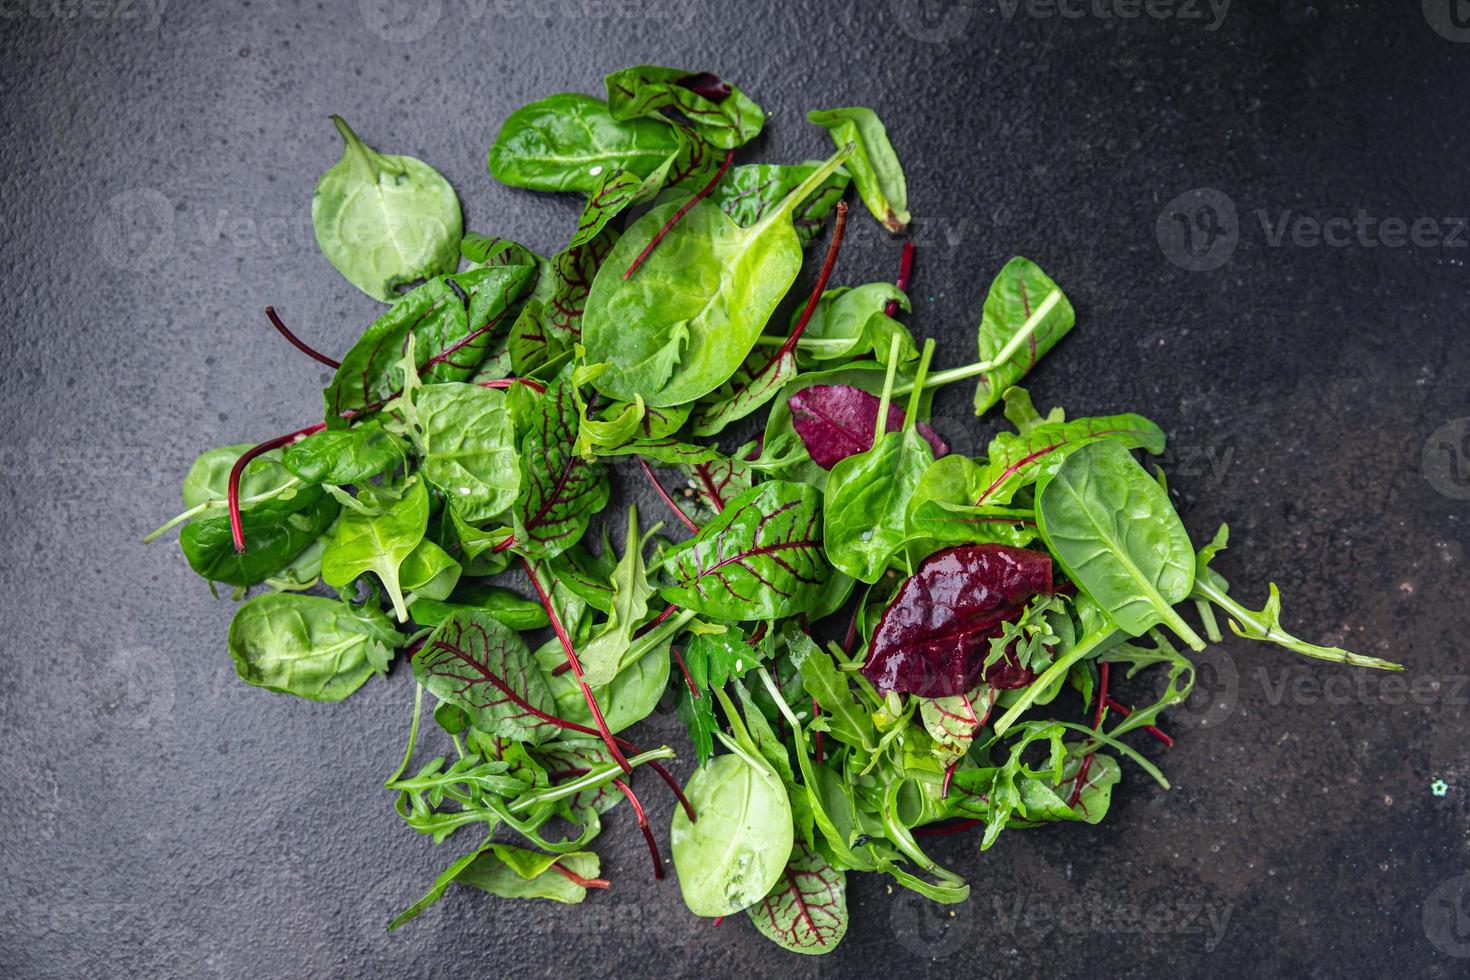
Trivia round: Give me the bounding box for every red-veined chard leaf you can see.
[412,609,559,744]
[324,265,533,423]
[681,450,753,521]
[972,257,1076,415]
[788,384,947,470]
[745,841,848,954]
[862,544,1054,697]
[599,437,723,467]
[545,223,616,344]
[659,481,829,621]
[919,686,993,767]
[512,366,610,559]
[605,66,765,149]
[711,162,851,245]
[975,411,1165,507]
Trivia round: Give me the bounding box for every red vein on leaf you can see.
[671,646,699,699]
[883,239,915,318]
[751,201,848,381]
[548,862,610,890]
[227,422,327,553]
[265,306,341,369]
[636,457,699,532]
[521,556,632,775]
[613,778,664,880]
[812,698,824,763]
[478,377,548,394]
[1068,661,1111,810]
[634,603,678,639]
[1105,696,1174,747]
[622,149,735,280]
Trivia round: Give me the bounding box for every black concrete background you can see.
[2,1,1468,977]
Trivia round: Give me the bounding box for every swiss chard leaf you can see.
[412,609,560,744]
[745,841,848,954]
[228,593,399,701]
[605,66,765,149]
[807,107,908,231]
[711,162,851,245]
[512,366,611,559]
[974,406,1165,507]
[972,258,1076,415]
[659,481,830,621]
[862,544,1054,697]
[324,265,533,423]
[312,116,462,302]
[488,92,682,193]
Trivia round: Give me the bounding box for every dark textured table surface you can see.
[3,2,1468,977]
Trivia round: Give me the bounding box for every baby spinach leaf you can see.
[400,538,462,601]
[670,742,794,917]
[547,537,617,614]
[791,384,947,472]
[807,107,908,231]
[744,841,848,954]
[710,162,851,245]
[533,630,670,735]
[659,481,830,621]
[228,593,399,701]
[321,476,429,622]
[1035,440,1203,647]
[823,427,935,583]
[413,609,559,744]
[974,408,1165,507]
[410,585,548,632]
[904,455,1038,549]
[792,284,915,364]
[181,443,297,510]
[458,845,602,904]
[312,116,462,302]
[512,366,611,559]
[605,66,765,149]
[863,544,1054,697]
[282,421,405,485]
[972,258,1076,415]
[488,92,683,193]
[583,145,852,407]
[325,265,533,422]
[406,382,519,524]
[180,491,339,587]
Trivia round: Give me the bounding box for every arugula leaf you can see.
[228,593,399,701]
[312,116,462,301]
[576,506,656,687]
[321,476,429,622]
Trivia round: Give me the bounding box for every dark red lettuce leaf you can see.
[788,384,948,470]
[862,544,1052,697]
[676,72,732,103]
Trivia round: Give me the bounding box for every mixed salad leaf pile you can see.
[149,64,1403,954]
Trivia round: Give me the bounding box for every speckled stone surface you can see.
[2,2,1468,977]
